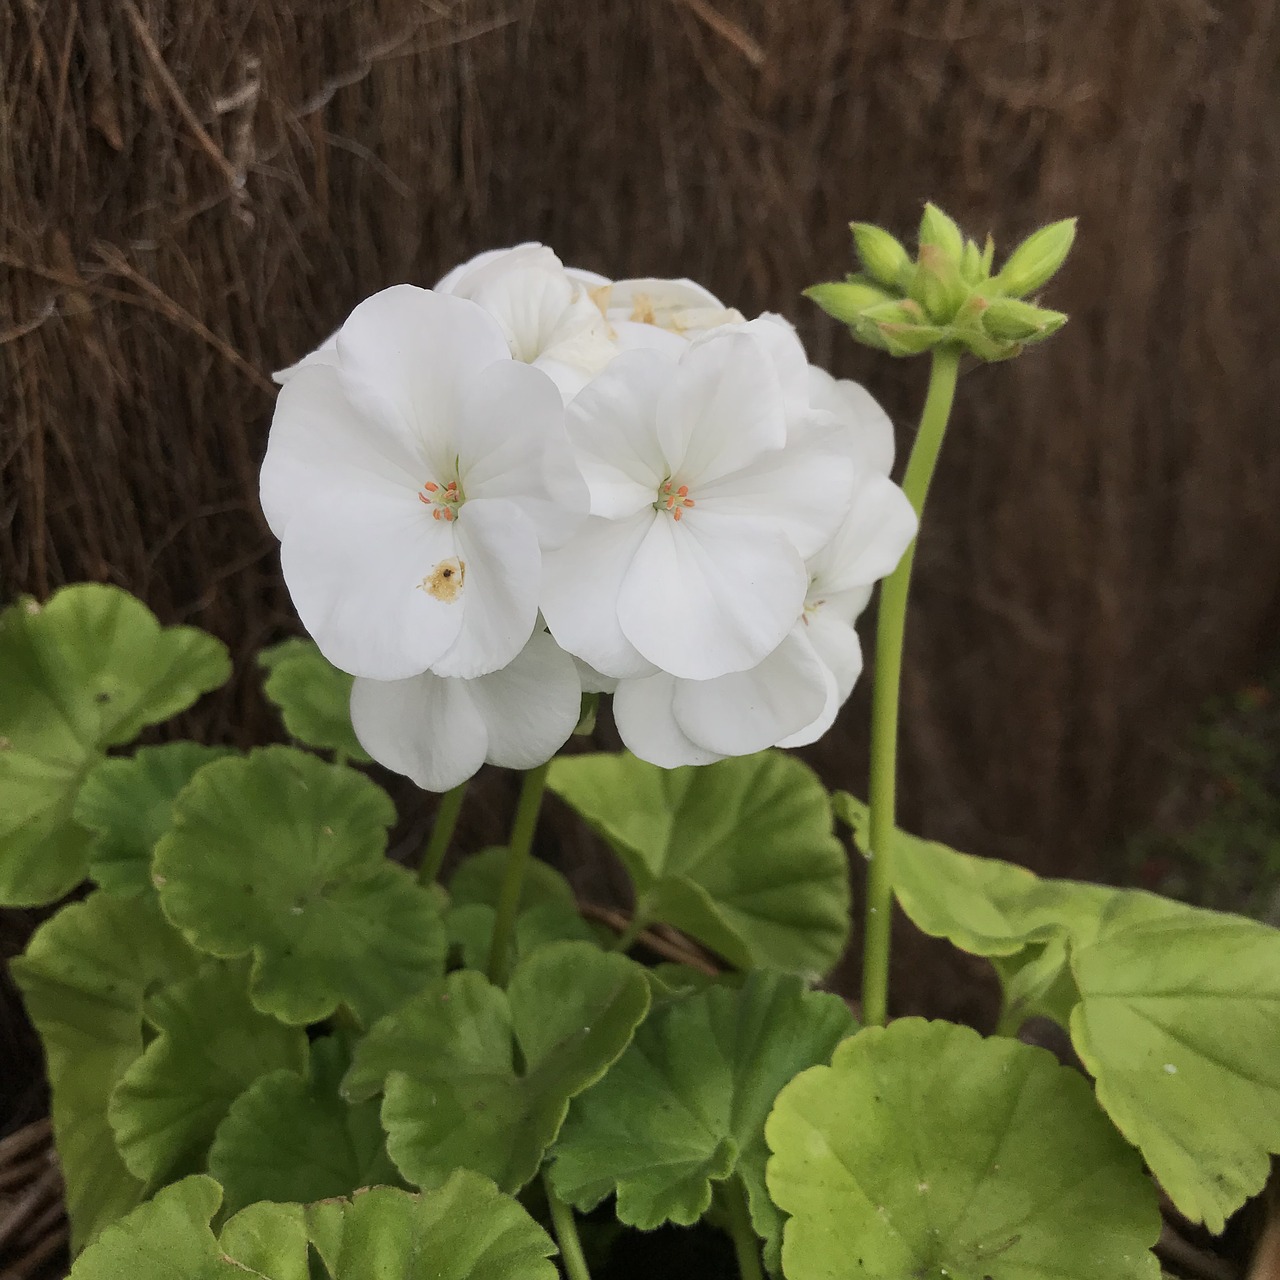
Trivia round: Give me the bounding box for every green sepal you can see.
[849,222,912,289]
[803,279,895,326]
[917,201,965,262]
[993,217,1078,297]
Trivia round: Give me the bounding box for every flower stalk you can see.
[722,1174,764,1280]
[418,780,469,886]
[544,1175,593,1280]
[861,344,961,1028]
[487,761,553,985]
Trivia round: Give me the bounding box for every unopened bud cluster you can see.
[806,205,1075,361]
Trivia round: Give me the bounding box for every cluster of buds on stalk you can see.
[806,204,1075,360]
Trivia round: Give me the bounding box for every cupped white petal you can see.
[430,498,542,679]
[613,672,725,768]
[272,328,339,386]
[260,363,424,541]
[697,313,811,424]
[454,360,587,548]
[565,348,674,519]
[573,657,618,694]
[807,365,896,476]
[280,491,464,680]
[334,286,512,481]
[350,671,489,793]
[540,512,657,679]
[672,629,831,756]
[803,609,864,704]
[467,631,582,770]
[436,243,559,294]
[809,471,918,596]
[617,510,807,680]
[694,439,856,559]
[655,332,786,484]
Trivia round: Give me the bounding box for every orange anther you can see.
[424,481,439,492]
[677,485,689,497]
[418,493,430,505]
[684,498,695,508]
[432,508,442,520]
[673,507,683,521]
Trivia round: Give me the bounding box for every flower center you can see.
[418,477,464,522]
[656,478,696,522]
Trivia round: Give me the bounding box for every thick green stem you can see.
[861,345,961,1029]
[722,1175,764,1280]
[486,762,552,985]
[544,1175,593,1280]
[418,780,469,886]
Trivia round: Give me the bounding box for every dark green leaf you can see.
[258,638,370,762]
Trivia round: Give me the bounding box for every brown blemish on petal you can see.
[421,558,465,603]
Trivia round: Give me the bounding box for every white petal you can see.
[469,267,614,370]
[573,657,618,694]
[431,498,542,679]
[606,276,728,316]
[613,673,725,768]
[272,328,339,386]
[350,672,489,793]
[540,513,657,679]
[468,631,582,769]
[565,348,673,519]
[694,440,855,559]
[280,491,464,681]
[702,314,811,423]
[809,471,918,595]
[260,363,424,541]
[655,333,786,484]
[454,361,587,548]
[436,243,558,294]
[611,320,693,356]
[617,511,807,680]
[334,286,512,481]
[804,611,864,704]
[673,629,830,755]
[807,365,896,475]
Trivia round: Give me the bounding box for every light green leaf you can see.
[550,969,853,1271]
[1069,896,1280,1233]
[154,746,445,1026]
[550,752,849,975]
[67,1171,558,1280]
[449,846,578,911]
[0,584,230,906]
[345,941,649,1193]
[209,1035,400,1214]
[836,793,1280,1234]
[258,638,370,763]
[765,1019,1160,1280]
[75,744,236,897]
[10,893,202,1249]
[107,960,308,1189]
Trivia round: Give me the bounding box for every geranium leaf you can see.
[209,1035,401,1214]
[10,893,202,1249]
[765,1019,1161,1280]
[549,752,849,975]
[258,638,370,762]
[67,1171,557,1280]
[107,959,308,1189]
[0,585,230,906]
[75,744,236,897]
[1069,895,1280,1233]
[344,941,649,1192]
[154,746,445,1026]
[449,846,578,912]
[837,794,1280,1232]
[550,969,853,1270]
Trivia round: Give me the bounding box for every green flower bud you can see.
[980,233,996,276]
[574,692,599,737]
[959,238,986,286]
[918,203,965,262]
[850,222,912,289]
[907,244,970,324]
[854,299,947,357]
[804,276,896,326]
[993,218,1077,298]
[982,296,1068,342]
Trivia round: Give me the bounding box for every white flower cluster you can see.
[261,245,917,790]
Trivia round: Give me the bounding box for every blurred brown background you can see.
[3,0,1279,1008]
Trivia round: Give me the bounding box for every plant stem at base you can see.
[544,1173,593,1280]
[486,761,552,985]
[418,779,469,886]
[722,1174,764,1280]
[862,344,962,1029]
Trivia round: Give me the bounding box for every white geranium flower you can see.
[437,244,617,399]
[808,364,896,476]
[541,325,857,682]
[261,285,588,683]
[577,275,746,352]
[350,631,582,792]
